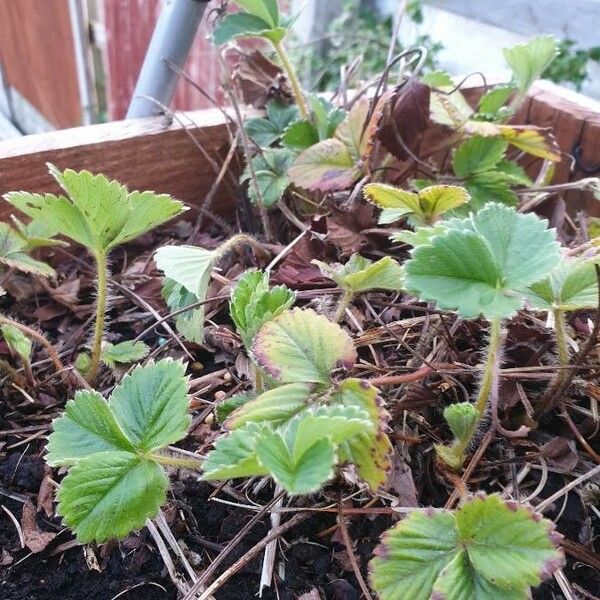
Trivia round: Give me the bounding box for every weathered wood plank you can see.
[0,108,242,219]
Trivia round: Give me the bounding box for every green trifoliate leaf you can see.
[335,378,391,490]
[202,423,270,481]
[227,382,313,428]
[57,451,168,544]
[241,149,295,208]
[213,13,285,45]
[252,308,357,384]
[244,100,299,147]
[405,203,560,318]
[453,136,508,179]
[525,257,600,311]
[503,35,559,94]
[0,222,56,278]
[370,494,564,600]
[47,360,190,542]
[0,324,32,362]
[255,429,336,495]
[230,270,296,348]
[4,165,186,254]
[101,340,149,368]
[364,183,470,226]
[313,254,403,293]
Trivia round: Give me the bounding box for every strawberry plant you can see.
[370,493,564,600]
[4,165,186,382]
[404,203,560,467]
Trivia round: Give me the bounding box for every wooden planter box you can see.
[0,80,598,217]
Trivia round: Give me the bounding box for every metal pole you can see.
[126,0,209,119]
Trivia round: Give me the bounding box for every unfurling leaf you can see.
[0,222,57,280]
[230,270,295,349]
[405,203,560,318]
[241,148,295,207]
[364,183,469,226]
[252,308,357,383]
[0,324,32,362]
[504,35,559,94]
[313,253,403,292]
[161,278,205,344]
[46,360,190,542]
[443,402,478,441]
[4,165,186,255]
[525,257,600,311]
[101,340,150,368]
[370,493,564,600]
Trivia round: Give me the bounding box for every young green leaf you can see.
[476,84,516,120]
[391,226,447,248]
[230,270,295,349]
[241,148,295,208]
[244,100,299,147]
[252,308,357,384]
[46,360,190,542]
[453,137,508,179]
[364,183,470,226]
[466,171,518,210]
[443,402,478,441]
[0,324,32,362]
[213,0,284,45]
[4,165,186,254]
[504,35,559,94]
[161,278,205,344]
[101,340,150,368]
[0,222,56,280]
[405,203,560,318]
[313,254,404,293]
[370,493,564,600]
[525,257,600,311]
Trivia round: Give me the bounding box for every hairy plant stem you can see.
[87,250,108,384]
[333,289,354,323]
[272,39,309,121]
[219,233,268,261]
[553,308,570,384]
[151,453,203,470]
[0,358,26,387]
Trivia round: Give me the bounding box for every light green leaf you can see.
[456,494,563,590]
[370,494,564,600]
[57,451,168,543]
[313,254,404,293]
[477,84,516,119]
[213,13,285,44]
[252,308,357,383]
[429,87,473,128]
[101,340,149,367]
[227,382,313,428]
[154,245,215,297]
[526,257,600,311]
[0,324,32,362]
[405,203,560,318]
[47,390,135,466]
[422,71,454,87]
[504,35,559,94]
[161,278,204,344]
[0,222,56,278]
[109,360,190,453]
[255,428,336,495]
[391,226,447,247]
[4,166,185,254]
[370,510,459,600]
[453,137,508,179]
[202,423,269,480]
[443,402,478,442]
[364,184,470,226]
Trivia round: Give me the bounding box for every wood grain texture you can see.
[0,107,242,219]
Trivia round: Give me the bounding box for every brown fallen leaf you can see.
[36,466,55,518]
[21,500,56,553]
